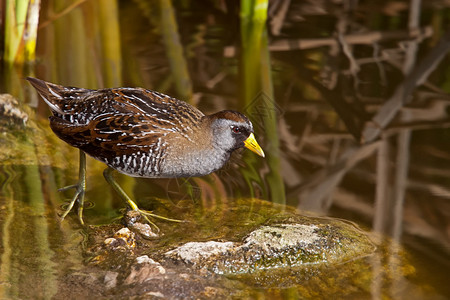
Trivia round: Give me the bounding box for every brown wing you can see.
[30,78,206,162]
[107,88,205,134]
[49,112,177,160]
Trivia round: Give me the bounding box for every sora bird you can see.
[27,77,264,227]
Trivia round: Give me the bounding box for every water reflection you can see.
[1,0,449,298]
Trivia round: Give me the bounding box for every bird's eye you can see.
[231,126,241,134]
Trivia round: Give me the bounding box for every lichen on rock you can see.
[165,221,375,275]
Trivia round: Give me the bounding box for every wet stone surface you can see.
[0,94,28,126]
[59,201,378,299]
[165,222,374,274]
[0,94,32,164]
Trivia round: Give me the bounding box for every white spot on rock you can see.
[165,241,235,264]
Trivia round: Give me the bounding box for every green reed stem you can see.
[98,0,122,87]
[240,0,286,204]
[160,0,193,102]
[4,0,40,64]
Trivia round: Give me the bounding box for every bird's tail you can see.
[26,77,68,114]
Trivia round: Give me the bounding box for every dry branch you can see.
[361,29,450,143]
[224,27,433,57]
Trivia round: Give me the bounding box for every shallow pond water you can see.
[1,0,449,299]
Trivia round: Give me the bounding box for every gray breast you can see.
[101,140,231,179]
[159,148,231,178]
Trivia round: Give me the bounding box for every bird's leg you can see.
[103,167,181,231]
[58,150,86,225]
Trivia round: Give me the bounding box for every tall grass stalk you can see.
[98,0,122,87]
[240,0,286,204]
[4,0,40,63]
[160,0,193,102]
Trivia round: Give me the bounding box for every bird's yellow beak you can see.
[244,133,265,157]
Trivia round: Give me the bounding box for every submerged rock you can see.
[123,210,159,239]
[0,94,33,164]
[123,255,166,285]
[49,197,422,299]
[0,94,28,126]
[165,241,235,265]
[103,227,136,250]
[78,209,377,299]
[165,221,374,274]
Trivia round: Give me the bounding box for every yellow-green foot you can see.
[59,151,87,225]
[134,208,182,232]
[103,167,181,232]
[123,210,181,238]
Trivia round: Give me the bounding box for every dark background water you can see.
[1,0,449,298]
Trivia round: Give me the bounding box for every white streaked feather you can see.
[48,86,63,99]
[40,95,64,115]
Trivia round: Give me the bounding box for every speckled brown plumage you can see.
[27,77,264,179]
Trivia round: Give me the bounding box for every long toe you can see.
[59,183,86,224]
